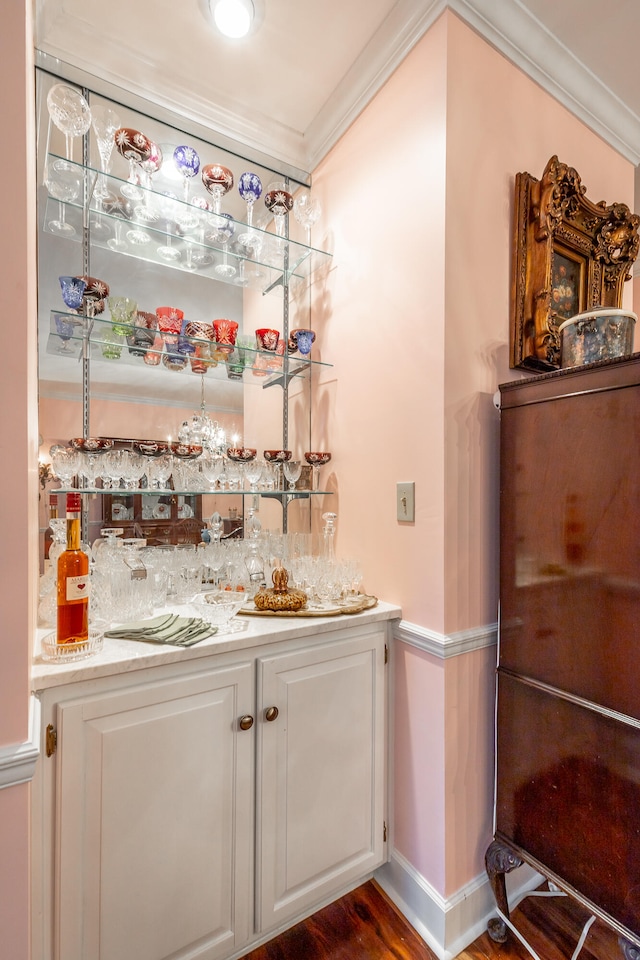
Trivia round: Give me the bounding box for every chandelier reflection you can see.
[177,375,233,456]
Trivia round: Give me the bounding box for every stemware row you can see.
[45,82,322,252]
[49,444,331,493]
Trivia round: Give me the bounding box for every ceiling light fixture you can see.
[210,0,254,39]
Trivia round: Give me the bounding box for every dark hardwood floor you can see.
[239,880,624,960]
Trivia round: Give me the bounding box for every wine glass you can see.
[45,158,82,236]
[283,460,302,490]
[293,194,322,245]
[49,445,81,487]
[156,192,182,262]
[173,145,201,229]
[244,459,264,492]
[201,163,234,215]
[264,180,293,238]
[148,455,173,490]
[213,213,236,278]
[201,456,224,491]
[133,141,163,225]
[46,83,92,163]
[114,127,152,199]
[59,275,87,313]
[90,103,121,200]
[237,171,262,246]
[54,315,77,354]
[103,192,132,252]
[108,296,137,336]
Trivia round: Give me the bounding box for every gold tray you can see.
[240,594,378,618]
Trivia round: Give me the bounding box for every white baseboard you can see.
[0,695,40,789]
[375,848,542,960]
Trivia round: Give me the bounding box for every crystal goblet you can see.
[108,296,137,336]
[173,145,201,229]
[49,445,81,487]
[212,213,237,278]
[238,171,262,245]
[202,163,234,215]
[244,459,264,492]
[148,455,173,490]
[59,275,87,312]
[293,194,322,245]
[114,127,152,199]
[283,460,302,491]
[264,180,294,238]
[45,159,82,236]
[90,103,121,200]
[53,315,77,354]
[103,192,132,252]
[46,83,92,162]
[156,192,182,262]
[132,141,163,227]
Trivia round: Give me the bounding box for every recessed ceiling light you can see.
[210,0,254,39]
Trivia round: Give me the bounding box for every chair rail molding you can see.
[394,619,497,659]
[0,695,41,789]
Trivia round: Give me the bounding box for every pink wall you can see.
[311,10,636,900]
[312,15,448,626]
[0,2,37,956]
[443,11,635,635]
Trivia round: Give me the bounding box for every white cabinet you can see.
[41,662,254,960]
[256,630,386,931]
[32,622,389,960]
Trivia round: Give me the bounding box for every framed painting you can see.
[510,155,639,371]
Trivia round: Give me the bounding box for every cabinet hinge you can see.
[384,643,388,664]
[383,821,387,842]
[45,723,57,758]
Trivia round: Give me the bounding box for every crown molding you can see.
[450,0,640,165]
[34,0,640,175]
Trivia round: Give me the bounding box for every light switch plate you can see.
[396,482,415,522]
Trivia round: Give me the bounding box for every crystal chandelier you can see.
[177,376,228,456]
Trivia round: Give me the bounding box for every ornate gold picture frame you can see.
[510,155,639,371]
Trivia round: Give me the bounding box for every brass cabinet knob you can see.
[239,715,254,731]
[265,706,279,722]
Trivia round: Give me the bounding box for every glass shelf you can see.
[44,154,332,296]
[55,486,330,499]
[48,310,332,387]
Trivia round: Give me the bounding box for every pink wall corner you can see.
[311,13,449,629]
[0,2,37,957]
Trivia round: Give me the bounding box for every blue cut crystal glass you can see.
[59,275,87,312]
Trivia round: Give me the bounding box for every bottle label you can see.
[66,575,90,601]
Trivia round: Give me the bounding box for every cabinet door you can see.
[256,629,387,932]
[55,664,254,960]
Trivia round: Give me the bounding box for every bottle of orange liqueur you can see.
[56,492,89,645]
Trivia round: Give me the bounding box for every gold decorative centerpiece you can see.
[254,566,308,612]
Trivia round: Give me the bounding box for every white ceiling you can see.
[34,0,640,178]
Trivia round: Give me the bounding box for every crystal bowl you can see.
[304,451,331,465]
[170,442,203,459]
[69,437,115,454]
[264,449,291,462]
[190,590,246,626]
[227,447,256,462]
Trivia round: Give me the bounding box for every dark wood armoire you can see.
[486,354,640,958]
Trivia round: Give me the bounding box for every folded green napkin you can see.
[105,614,217,647]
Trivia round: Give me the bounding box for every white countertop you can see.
[31,599,402,692]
